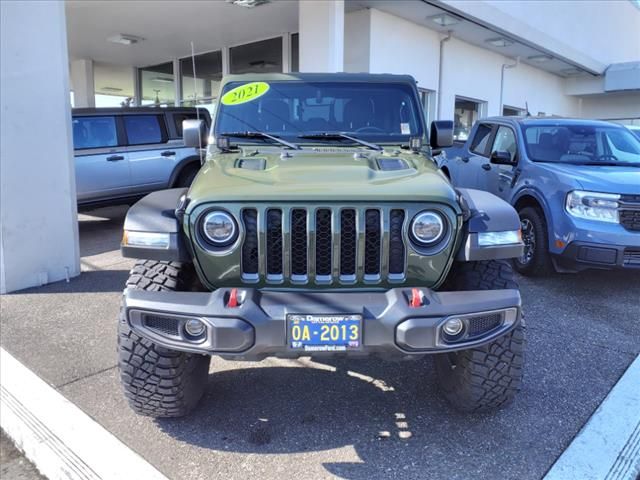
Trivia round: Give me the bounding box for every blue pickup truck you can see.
[437,117,640,275]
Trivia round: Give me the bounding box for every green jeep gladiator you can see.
[119,73,526,417]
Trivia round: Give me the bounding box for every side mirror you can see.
[430,120,454,149]
[490,150,515,165]
[183,119,207,148]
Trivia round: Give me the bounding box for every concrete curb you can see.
[544,354,640,480]
[0,347,168,480]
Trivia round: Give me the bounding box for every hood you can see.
[187,147,458,208]
[538,162,640,195]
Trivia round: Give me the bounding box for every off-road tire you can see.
[118,260,210,418]
[435,260,525,412]
[513,206,553,276]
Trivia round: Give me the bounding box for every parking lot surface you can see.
[1,206,638,480]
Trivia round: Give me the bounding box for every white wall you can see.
[362,9,579,121]
[578,92,640,120]
[1,1,80,293]
[484,0,640,65]
[344,9,371,73]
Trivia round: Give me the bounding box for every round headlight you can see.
[202,210,237,246]
[410,211,445,246]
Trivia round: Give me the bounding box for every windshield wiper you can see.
[298,132,383,151]
[220,131,300,150]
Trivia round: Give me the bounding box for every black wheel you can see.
[513,206,553,276]
[435,260,525,412]
[118,260,210,418]
[176,164,200,188]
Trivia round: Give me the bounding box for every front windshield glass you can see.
[523,123,640,165]
[214,81,423,145]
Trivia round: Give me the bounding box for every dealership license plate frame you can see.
[287,313,363,352]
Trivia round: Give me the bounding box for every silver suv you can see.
[72,107,211,209]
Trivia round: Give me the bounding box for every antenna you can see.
[191,41,204,164]
[525,101,531,117]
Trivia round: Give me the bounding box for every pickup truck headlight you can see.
[565,190,620,223]
[410,210,446,245]
[201,210,238,246]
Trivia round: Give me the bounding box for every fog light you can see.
[184,319,206,337]
[443,318,464,337]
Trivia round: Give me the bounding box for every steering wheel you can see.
[597,154,619,162]
[354,126,385,133]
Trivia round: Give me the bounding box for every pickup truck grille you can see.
[619,195,640,232]
[240,206,407,285]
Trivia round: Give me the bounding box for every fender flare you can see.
[121,188,191,262]
[511,186,556,250]
[455,188,524,261]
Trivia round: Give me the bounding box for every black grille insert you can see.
[364,210,381,275]
[291,209,308,276]
[389,210,406,275]
[340,209,357,276]
[623,248,640,267]
[144,315,180,337]
[316,209,333,276]
[266,209,283,276]
[467,313,502,338]
[242,209,259,275]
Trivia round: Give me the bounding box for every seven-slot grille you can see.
[240,207,407,284]
[620,195,640,232]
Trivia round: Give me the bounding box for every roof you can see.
[481,116,624,128]
[72,106,208,115]
[220,72,418,85]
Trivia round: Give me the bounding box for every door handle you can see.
[482,163,491,171]
[161,151,176,157]
[107,155,125,162]
[461,156,470,163]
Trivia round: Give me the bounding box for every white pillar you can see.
[70,58,95,108]
[299,0,344,73]
[1,1,80,293]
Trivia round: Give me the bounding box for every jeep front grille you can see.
[241,206,407,285]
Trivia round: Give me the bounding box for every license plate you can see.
[287,314,362,351]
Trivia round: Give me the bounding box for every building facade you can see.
[1,0,639,293]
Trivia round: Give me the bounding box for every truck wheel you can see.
[176,164,199,188]
[513,206,552,276]
[435,260,525,412]
[118,260,210,418]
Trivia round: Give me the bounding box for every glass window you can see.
[172,111,209,137]
[180,51,222,105]
[215,81,423,145]
[503,106,524,116]
[291,33,299,72]
[492,126,517,161]
[454,97,482,142]
[230,37,283,74]
[93,62,135,107]
[139,62,175,106]
[522,123,640,164]
[124,115,164,145]
[470,124,493,155]
[72,116,118,150]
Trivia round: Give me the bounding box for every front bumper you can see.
[556,241,640,271]
[123,287,522,360]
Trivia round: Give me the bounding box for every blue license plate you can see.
[287,314,362,351]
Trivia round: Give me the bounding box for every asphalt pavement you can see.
[0,205,638,480]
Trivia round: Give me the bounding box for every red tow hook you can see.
[227,288,240,308]
[410,288,424,308]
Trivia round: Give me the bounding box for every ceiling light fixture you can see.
[101,87,123,92]
[427,13,461,27]
[528,54,553,63]
[485,37,514,48]
[107,34,144,46]
[226,0,270,8]
[151,77,174,84]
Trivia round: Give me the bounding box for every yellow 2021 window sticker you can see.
[221,82,270,106]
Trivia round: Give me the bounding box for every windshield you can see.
[214,81,423,145]
[523,124,640,165]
